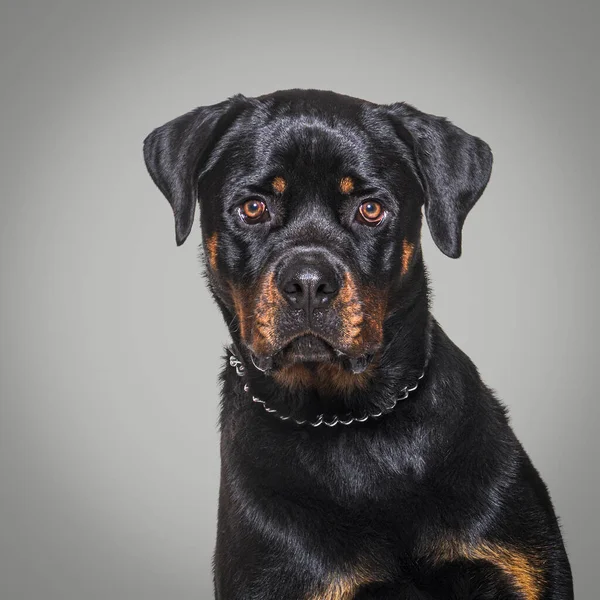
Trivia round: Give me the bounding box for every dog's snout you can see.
[278,261,339,314]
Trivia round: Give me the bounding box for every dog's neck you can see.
[225,256,434,425]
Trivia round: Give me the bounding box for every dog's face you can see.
[144,90,492,389]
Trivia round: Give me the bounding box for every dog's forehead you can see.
[219,98,398,189]
[260,116,369,171]
[255,100,373,159]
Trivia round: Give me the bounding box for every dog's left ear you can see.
[143,94,249,246]
[386,102,493,258]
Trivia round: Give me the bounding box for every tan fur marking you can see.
[252,271,283,355]
[401,239,415,276]
[273,360,375,394]
[272,176,287,194]
[339,176,355,195]
[306,565,378,600]
[273,363,315,389]
[333,275,387,353]
[334,272,363,349]
[316,362,375,395]
[206,232,218,271]
[230,274,284,352]
[432,539,544,600]
[360,287,387,347]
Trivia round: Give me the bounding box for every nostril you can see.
[315,281,338,304]
[284,281,303,302]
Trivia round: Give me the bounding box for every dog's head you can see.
[144,90,492,391]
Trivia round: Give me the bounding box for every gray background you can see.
[0,0,598,598]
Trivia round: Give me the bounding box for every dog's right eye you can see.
[239,199,269,224]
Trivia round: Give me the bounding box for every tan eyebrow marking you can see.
[272,176,287,194]
[339,176,355,195]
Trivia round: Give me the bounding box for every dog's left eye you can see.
[239,199,269,224]
[356,200,385,225]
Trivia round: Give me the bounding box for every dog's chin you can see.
[276,334,337,367]
[248,335,336,373]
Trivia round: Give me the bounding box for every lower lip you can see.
[279,335,336,364]
[287,349,333,362]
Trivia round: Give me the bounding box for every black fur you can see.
[144,89,573,599]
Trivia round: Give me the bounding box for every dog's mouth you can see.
[250,334,374,375]
[279,334,336,364]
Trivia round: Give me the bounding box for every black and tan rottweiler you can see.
[143,89,573,599]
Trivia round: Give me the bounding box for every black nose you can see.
[278,261,340,314]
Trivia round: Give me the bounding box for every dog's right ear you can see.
[143,95,249,246]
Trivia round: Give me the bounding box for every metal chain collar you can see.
[227,319,433,427]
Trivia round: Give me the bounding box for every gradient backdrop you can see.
[1,0,598,598]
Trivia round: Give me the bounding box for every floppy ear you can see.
[143,94,248,246]
[387,102,493,258]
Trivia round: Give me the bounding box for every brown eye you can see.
[357,200,385,225]
[240,199,268,223]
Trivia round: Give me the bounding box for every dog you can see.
[143,89,573,599]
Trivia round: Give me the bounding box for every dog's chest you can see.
[221,427,446,593]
